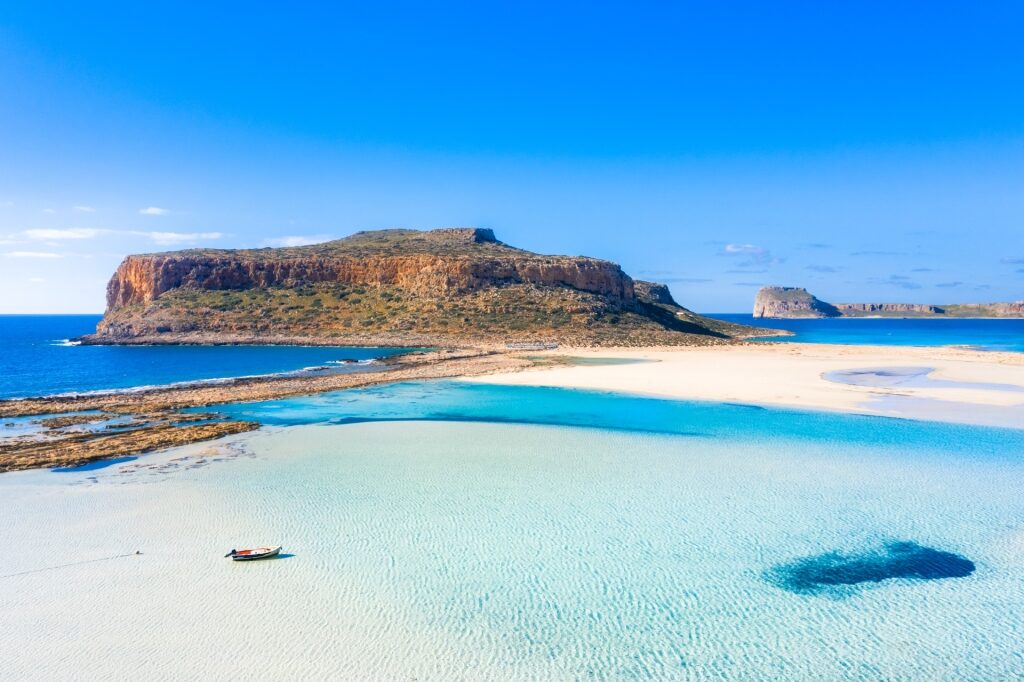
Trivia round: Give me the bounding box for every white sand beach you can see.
[468,343,1024,428]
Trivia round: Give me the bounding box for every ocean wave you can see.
[50,339,82,347]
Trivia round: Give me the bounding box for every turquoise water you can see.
[0,315,411,398]
[210,380,1024,451]
[714,314,1024,351]
[6,381,1024,678]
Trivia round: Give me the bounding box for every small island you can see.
[753,286,1024,319]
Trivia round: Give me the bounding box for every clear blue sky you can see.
[1,1,1022,312]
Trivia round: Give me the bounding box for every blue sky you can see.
[1,1,1022,313]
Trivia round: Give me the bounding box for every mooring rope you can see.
[0,551,141,579]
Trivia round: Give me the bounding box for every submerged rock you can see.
[766,541,975,595]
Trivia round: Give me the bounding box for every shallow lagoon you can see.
[4,382,1024,679]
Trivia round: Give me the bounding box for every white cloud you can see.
[4,251,63,258]
[263,234,334,247]
[138,231,223,245]
[720,243,783,267]
[11,227,221,247]
[42,208,57,214]
[722,243,765,255]
[139,206,169,216]
[23,228,106,240]
[73,205,96,213]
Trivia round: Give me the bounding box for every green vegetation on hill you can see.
[101,280,758,346]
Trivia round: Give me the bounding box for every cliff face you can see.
[91,227,761,347]
[105,228,633,312]
[835,303,944,315]
[753,287,839,318]
[754,286,1024,319]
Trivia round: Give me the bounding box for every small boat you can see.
[225,546,282,561]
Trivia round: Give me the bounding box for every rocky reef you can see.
[88,227,766,347]
[754,286,1024,319]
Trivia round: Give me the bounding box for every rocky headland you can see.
[754,286,1024,319]
[2,228,787,472]
[85,227,767,347]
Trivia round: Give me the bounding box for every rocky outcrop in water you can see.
[753,287,840,318]
[754,286,1024,319]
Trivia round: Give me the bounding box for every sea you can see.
[3,315,1024,678]
[0,315,411,399]
[716,313,1024,352]
[3,314,1021,400]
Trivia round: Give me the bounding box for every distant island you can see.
[84,227,769,347]
[754,286,1024,319]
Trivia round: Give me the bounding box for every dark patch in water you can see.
[767,541,975,595]
[52,456,138,472]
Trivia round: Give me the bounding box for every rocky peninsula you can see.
[85,227,765,347]
[754,286,1024,319]
[2,228,784,472]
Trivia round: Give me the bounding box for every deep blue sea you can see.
[0,315,410,399]
[713,313,1024,351]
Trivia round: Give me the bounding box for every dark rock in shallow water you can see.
[767,541,975,595]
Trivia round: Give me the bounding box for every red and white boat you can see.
[225,546,282,561]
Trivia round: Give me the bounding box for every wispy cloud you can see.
[851,250,907,257]
[733,282,764,287]
[13,227,222,247]
[911,267,934,272]
[139,231,222,245]
[3,251,63,258]
[23,228,106,240]
[42,208,56,214]
[72,205,95,213]
[1000,257,1024,265]
[139,207,169,216]
[936,281,963,288]
[720,243,782,267]
[805,264,840,273]
[262,234,333,247]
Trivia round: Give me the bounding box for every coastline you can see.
[4,340,1024,472]
[0,349,532,471]
[464,342,1024,429]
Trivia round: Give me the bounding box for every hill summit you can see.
[88,227,759,347]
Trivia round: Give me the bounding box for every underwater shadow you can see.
[766,540,975,596]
